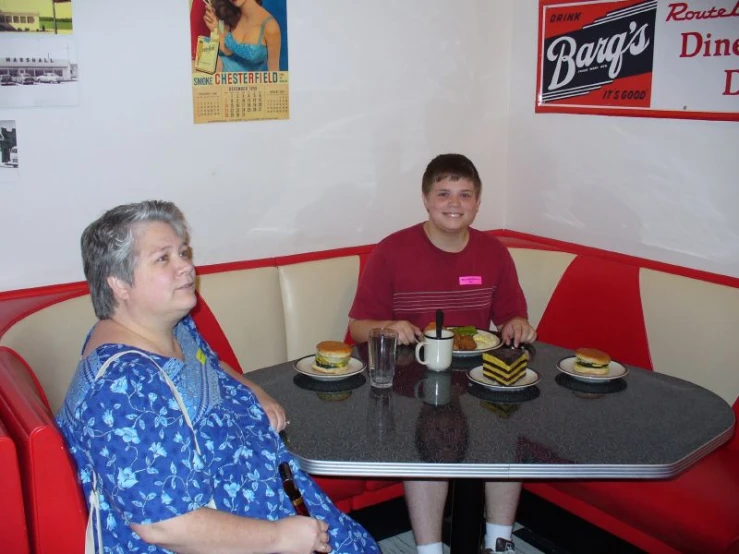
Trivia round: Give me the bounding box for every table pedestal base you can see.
[450,478,484,554]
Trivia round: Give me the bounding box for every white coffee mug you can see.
[415,329,454,371]
[414,370,452,406]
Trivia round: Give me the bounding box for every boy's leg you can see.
[404,479,449,552]
[484,481,522,551]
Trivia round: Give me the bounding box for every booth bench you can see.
[0,231,737,554]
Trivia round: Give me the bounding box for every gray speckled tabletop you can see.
[248,341,735,480]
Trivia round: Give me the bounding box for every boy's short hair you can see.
[421,153,482,197]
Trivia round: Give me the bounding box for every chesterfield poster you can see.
[189,0,289,124]
[536,0,739,121]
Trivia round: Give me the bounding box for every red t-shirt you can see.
[349,224,528,330]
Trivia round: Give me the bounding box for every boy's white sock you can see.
[417,542,444,554]
[485,523,513,550]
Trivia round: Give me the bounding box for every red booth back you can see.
[535,256,653,370]
[0,419,30,554]
[0,347,87,554]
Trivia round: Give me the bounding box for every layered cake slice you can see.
[482,347,528,385]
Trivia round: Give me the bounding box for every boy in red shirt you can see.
[349,153,536,554]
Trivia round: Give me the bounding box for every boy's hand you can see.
[500,317,536,348]
[386,320,423,345]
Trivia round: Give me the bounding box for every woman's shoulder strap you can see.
[94,349,160,381]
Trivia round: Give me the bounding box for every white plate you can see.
[468,366,540,391]
[451,328,502,357]
[557,356,629,382]
[293,355,366,382]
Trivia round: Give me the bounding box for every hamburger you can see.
[312,341,352,374]
[573,348,611,375]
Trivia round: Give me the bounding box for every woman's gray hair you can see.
[81,200,190,319]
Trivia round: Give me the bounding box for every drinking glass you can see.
[368,328,398,388]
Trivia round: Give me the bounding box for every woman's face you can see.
[422,177,480,235]
[124,221,196,320]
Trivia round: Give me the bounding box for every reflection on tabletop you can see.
[415,398,469,463]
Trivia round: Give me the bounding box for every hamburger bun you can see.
[312,341,352,374]
[424,321,443,333]
[573,347,611,375]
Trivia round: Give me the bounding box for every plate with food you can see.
[448,326,502,357]
[468,366,540,391]
[557,348,629,383]
[293,341,366,382]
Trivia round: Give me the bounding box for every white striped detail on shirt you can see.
[393,288,495,313]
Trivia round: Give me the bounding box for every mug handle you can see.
[413,379,425,400]
[415,342,428,366]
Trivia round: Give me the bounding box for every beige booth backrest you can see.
[641,269,739,405]
[197,255,360,372]
[508,248,575,329]
[197,267,287,373]
[278,256,360,361]
[0,295,97,413]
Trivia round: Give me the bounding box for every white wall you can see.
[3,0,737,292]
[0,0,512,290]
[508,0,739,278]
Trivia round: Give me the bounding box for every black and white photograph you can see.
[0,33,79,107]
[0,119,18,182]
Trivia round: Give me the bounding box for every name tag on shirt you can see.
[459,276,482,285]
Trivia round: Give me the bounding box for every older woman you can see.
[56,201,379,554]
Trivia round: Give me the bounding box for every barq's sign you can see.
[536,0,739,121]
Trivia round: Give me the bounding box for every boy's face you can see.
[422,177,480,234]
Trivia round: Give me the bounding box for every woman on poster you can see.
[203,0,281,72]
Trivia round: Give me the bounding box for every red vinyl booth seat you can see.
[0,418,30,554]
[526,399,739,554]
[508,234,739,554]
[0,347,87,554]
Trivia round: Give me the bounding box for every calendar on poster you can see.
[188,0,289,124]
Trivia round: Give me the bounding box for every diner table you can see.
[248,340,736,554]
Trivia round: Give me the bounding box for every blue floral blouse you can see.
[56,316,379,553]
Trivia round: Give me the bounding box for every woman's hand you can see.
[275,516,332,553]
[203,2,218,33]
[500,316,537,347]
[134,507,331,553]
[257,389,288,432]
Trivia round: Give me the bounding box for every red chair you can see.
[0,418,30,554]
[0,347,87,554]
